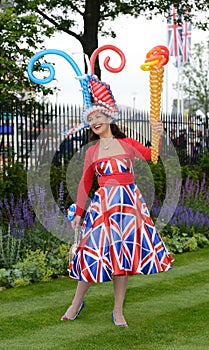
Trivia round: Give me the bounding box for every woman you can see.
[61,108,174,327]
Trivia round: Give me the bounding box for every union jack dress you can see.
[68,156,174,282]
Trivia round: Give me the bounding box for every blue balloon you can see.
[27,49,92,109]
[67,203,77,221]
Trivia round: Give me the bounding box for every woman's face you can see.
[87,112,112,137]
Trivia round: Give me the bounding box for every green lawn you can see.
[1,247,209,350]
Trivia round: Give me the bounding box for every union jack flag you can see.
[167,7,183,58]
[182,20,192,63]
[167,6,192,66]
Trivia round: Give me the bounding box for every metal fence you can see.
[0,100,208,173]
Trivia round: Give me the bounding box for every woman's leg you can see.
[63,281,91,318]
[113,275,128,324]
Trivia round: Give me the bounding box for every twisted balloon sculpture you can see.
[27,45,126,136]
[90,44,126,74]
[27,49,90,127]
[141,46,169,164]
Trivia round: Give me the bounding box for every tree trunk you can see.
[80,0,101,78]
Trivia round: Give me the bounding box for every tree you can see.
[0,4,55,102]
[1,1,209,100]
[14,0,209,78]
[181,40,209,128]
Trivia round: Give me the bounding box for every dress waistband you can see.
[98,173,135,187]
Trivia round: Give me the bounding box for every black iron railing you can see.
[0,100,207,173]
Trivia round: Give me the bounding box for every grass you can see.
[1,248,209,350]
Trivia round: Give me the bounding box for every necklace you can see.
[101,138,114,150]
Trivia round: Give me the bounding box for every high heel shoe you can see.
[61,301,85,321]
[112,311,128,327]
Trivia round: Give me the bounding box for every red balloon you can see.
[90,44,126,74]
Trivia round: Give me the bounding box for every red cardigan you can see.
[75,137,161,216]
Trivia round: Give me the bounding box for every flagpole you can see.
[180,64,184,124]
[165,22,169,115]
[165,64,169,114]
[177,56,180,118]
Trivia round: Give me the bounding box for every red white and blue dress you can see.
[68,138,174,282]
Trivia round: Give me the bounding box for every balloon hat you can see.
[27,45,126,136]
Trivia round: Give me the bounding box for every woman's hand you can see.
[150,118,164,135]
[71,215,81,230]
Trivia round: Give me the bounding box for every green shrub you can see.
[197,150,209,183]
[46,243,69,276]
[0,268,11,287]
[23,222,60,254]
[160,225,209,254]
[13,277,31,288]
[0,239,69,288]
[194,232,209,247]
[160,226,187,254]
[181,150,209,186]
[11,249,53,287]
[183,237,198,252]
[0,160,28,200]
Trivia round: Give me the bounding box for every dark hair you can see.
[90,123,127,141]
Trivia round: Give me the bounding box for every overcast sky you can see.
[42,14,207,113]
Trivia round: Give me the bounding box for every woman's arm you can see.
[128,120,163,161]
[130,138,152,160]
